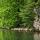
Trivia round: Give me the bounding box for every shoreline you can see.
[0,28,40,32]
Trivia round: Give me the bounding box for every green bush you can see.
[0,0,39,28]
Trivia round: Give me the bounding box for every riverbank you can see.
[0,28,40,32]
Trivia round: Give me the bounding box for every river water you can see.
[0,31,40,40]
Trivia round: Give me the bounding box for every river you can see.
[0,30,40,40]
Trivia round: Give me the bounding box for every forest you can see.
[0,0,40,29]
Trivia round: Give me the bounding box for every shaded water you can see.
[0,30,40,40]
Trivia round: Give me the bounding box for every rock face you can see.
[34,7,40,17]
[33,7,40,30]
[33,16,40,30]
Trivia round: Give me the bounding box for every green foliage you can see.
[18,0,36,28]
[0,0,17,28]
[0,0,39,28]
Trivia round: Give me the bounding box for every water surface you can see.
[0,30,40,40]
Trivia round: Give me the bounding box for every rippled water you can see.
[0,30,40,40]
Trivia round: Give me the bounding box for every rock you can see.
[33,16,40,30]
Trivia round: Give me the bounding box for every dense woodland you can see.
[0,0,40,28]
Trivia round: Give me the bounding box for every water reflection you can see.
[1,31,34,40]
[0,30,40,40]
[15,31,34,40]
[34,32,40,40]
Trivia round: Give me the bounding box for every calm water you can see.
[0,30,40,40]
